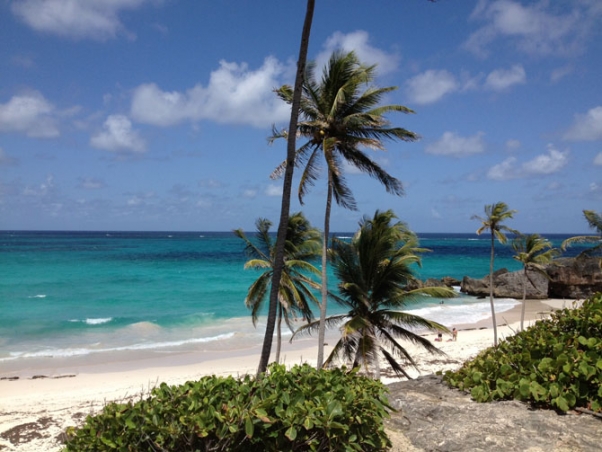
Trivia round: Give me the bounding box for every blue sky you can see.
[1,0,601,233]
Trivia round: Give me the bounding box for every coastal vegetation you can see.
[293,210,454,379]
[443,292,602,414]
[511,234,559,331]
[271,51,418,368]
[472,202,517,345]
[63,364,392,451]
[234,212,322,363]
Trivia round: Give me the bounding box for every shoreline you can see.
[0,298,575,452]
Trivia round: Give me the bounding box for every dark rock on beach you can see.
[460,256,602,300]
[385,375,601,452]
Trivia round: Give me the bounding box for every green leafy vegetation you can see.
[63,364,392,451]
[443,293,602,413]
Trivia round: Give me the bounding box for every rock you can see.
[461,268,548,299]
[546,256,602,299]
[386,375,601,451]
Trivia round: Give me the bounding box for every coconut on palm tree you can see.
[234,212,321,363]
[292,210,454,379]
[562,210,602,259]
[472,202,517,346]
[512,234,559,331]
[271,51,418,368]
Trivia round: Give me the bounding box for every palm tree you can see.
[292,210,454,379]
[234,212,321,363]
[472,202,517,346]
[271,51,418,368]
[562,210,602,259]
[258,0,315,375]
[512,234,559,331]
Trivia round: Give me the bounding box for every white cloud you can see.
[487,145,568,180]
[564,106,602,141]
[315,30,400,75]
[90,114,145,153]
[431,208,441,219]
[242,189,257,198]
[485,65,526,91]
[265,184,282,197]
[11,0,155,41]
[78,177,105,189]
[425,132,486,157]
[130,57,291,128]
[0,92,59,138]
[594,153,602,166]
[506,139,521,150]
[550,65,573,83]
[465,0,601,57]
[405,70,458,105]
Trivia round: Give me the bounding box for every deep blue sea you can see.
[0,231,582,367]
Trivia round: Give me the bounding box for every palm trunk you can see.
[275,303,282,364]
[489,232,498,346]
[316,176,333,369]
[257,0,315,376]
[520,267,527,332]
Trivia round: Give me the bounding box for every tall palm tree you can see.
[271,51,418,368]
[512,234,559,331]
[472,202,517,346]
[258,0,315,375]
[234,212,321,363]
[562,210,602,259]
[293,210,454,379]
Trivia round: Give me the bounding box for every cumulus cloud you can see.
[315,30,400,75]
[265,184,282,197]
[11,0,156,41]
[564,106,602,141]
[594,153,602,166]
[90,114,145,153]
[405,70,458,105]
[425,132,486,157]
[130,57,291,128]
[78,177,105,189]
[506,139,521,150]
[485,65,526,91]
[465,0,601,57]
[487,144,568,180]
[0,92,59,138]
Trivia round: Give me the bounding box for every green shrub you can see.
[443,293,602,413]
[63,363,392,451]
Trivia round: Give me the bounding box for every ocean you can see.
[0,231,582,370]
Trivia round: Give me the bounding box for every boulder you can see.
[546,256,602,298]
[461,268,548,299]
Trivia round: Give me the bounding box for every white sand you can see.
[0,298,573,452]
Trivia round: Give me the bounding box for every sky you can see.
[1,0,601,234]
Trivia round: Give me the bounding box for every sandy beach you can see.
[0,298,578,451]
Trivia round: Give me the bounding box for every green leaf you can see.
[245,417,254,438]
[285,426,298,441]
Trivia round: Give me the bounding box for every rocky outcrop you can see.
[461,268,549,299]
[460,256,602,300]
[386,375,601,452]
[546,256,602,298]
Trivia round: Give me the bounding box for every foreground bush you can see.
[63,363,392,451]
[443,293,602,412]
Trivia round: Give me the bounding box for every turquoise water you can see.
[0,231,581,365]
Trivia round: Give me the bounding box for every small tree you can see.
[234,212,321,363]
[472,202,517,346]
[512,234,559,331]
[562,210,602,260]
[292,210,454,379]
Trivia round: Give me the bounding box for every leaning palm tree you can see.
[512,234,559,331]
[292,210,454,379]
[271,51,418,368]
[562,210,602,259]
[234,212,321,363]
[472,202,517,346]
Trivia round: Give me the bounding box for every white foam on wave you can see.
[407,298,519,327]
[29,294,47,298]
[68,318,113,325]
[2,332,236,361]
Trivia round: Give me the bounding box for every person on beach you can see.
[435,333,443,342]
[452,328,458,341]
